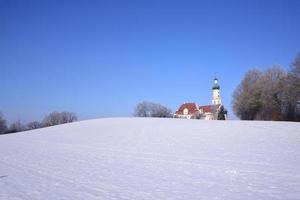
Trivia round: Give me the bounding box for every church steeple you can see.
[212,77,222,105]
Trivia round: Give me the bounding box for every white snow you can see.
[0,118,300,200]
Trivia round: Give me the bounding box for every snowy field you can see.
[0,118,300,200]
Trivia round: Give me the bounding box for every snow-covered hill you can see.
[0,118,300,200]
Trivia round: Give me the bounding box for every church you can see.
[174,78,226,120]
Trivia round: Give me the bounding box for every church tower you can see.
[212,77,222,105]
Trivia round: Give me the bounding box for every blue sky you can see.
[1,0,300,123]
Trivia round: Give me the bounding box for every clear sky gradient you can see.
[1,0,300,123]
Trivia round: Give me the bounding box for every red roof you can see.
[175,103,198,115]
[199,104,221,113]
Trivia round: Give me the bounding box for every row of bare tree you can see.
[0,111,77,134]
[232,53,300,121]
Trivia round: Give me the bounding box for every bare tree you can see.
[61,112,78,123]
[0,112,7,134]
[280,74,298,120]
[291,52,300,79]
[281,53,300,121]
[134,101,172,118]
[232,69,263,120]
[258,66,286,120]
[42,111,78,127]
[27,121,42,130]
[151,103,172,118]
[42,111,62,127]
[134,102,149,117]
[232,58,300,121]
[8,120,24,133]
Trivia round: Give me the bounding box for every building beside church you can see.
[174,78,226,120]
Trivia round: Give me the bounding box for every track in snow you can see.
[0,118,300,200]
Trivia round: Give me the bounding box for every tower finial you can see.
[212,77,220,90]
[212,77,221,105]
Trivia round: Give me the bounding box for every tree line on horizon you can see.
[232,53,300,121]
[0,111,77,134]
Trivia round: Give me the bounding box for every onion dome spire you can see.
[212,77,220,90]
